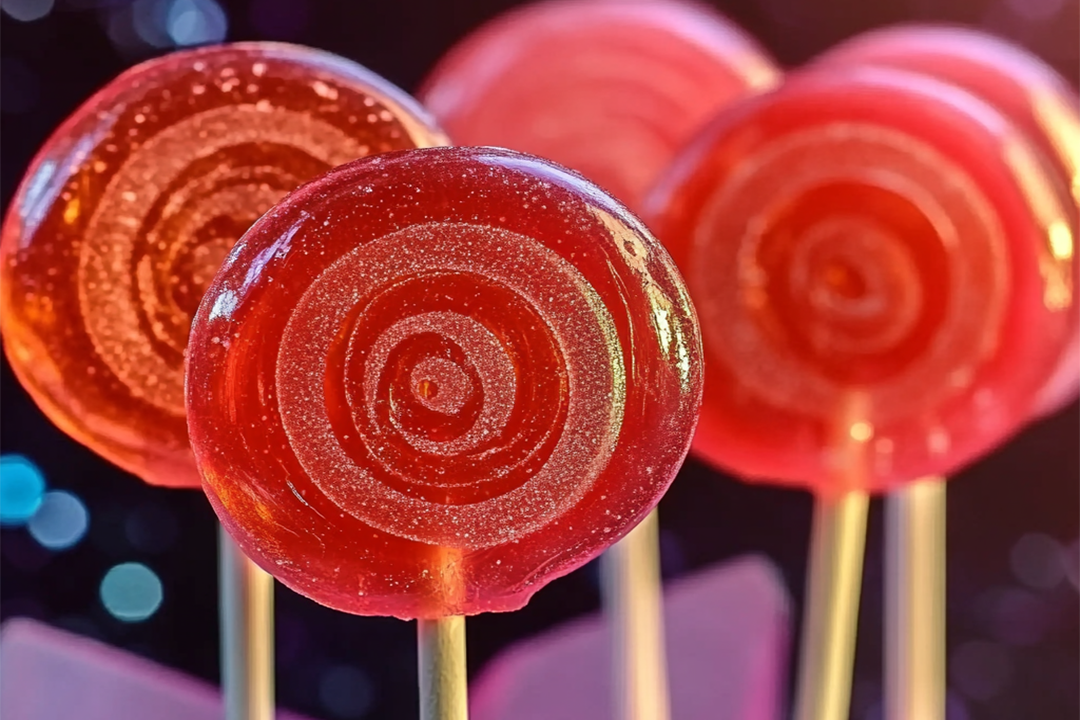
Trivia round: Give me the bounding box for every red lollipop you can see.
[186,146,703,620]
[420,0,780,211]
[647,67,1074,496]
[815,25,1080,417]
[645,66,1074,720]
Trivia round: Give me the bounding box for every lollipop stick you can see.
[792,490,870,720]
[418,615,469,720]
[601,508,670,720]
[885,477,946,720]
[219,526,275,720]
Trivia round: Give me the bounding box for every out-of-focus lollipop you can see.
[0,42,448,720]
[815,24,1080,417]
[644,66,1074,720]
[0,42,447,489]
[186,145,702,619]
[647,67,1073,495]
[420,0,780,211]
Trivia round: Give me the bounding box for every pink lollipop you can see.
[420,0,780,211]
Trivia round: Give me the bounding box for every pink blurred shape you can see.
[0,618,311,720]
[472,555,791,720]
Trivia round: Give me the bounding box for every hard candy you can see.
[645,67,1074,495]
[0,43,446,487]
[185,146,703,618]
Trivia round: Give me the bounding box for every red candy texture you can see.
[0,43,446,488]
[815,26,1080,415]
[645,67,1074,496]
[185,147,703,618]
[420,0,779,211]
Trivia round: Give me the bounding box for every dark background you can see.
[1,1,1077,719]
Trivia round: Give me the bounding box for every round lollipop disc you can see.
[420,0,779,211]
[645,66,1074,495]
[0,42,446,488]
[186,146,703,619]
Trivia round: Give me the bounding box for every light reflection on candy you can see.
[645,67,1074,495]
[186,147,703,618]
[420,0,780,211]
[0,42,447,487]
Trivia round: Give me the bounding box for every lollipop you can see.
[0,42,447,720]
[810,28,1080,720]
[420,0,780,211]
[644,66,1074,720]
[185,146,702,716]
[422,5,777,713]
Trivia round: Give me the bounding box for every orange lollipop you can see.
[0,42,447,489]
[0,42,447,720]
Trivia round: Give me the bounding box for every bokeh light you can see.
[319,664,376,719]
[100,562,164,622]
[0,454,46,526]
[105,0,228,55]
[27,490,88,549]
[166,0,228,46]
[0,0,54,22]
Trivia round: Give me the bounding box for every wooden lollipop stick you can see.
[885,477,946,720]
[219,526,275,720]
[601,509,671,720]
[418,615,469,720]
[792,490,870,720]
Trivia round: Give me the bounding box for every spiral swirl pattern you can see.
[80,104,365,414]
[186,147,702,617]
[815,26,1080,416]
[646,68,1073,492]
[0,43,446,487]
[694,122,1008,423]
[276,222,625,548]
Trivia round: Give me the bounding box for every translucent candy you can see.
[0,43,446,488]
[185,147,703,618]
[644,67,1074,496]
[420,0,779,211]
[814,25,1080,416]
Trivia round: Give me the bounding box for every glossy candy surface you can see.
[186,147,703,619]
[0,43,446,488]
[816,25,1080,415]
[420,0,779,211]
[645,67,1074,496]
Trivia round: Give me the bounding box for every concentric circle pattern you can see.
[0,42,447,488]
[186,147,702,618]
[420,0,780,212]
[645,67,1074,496]
[814,25,1080,416]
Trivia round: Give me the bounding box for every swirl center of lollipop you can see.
[410,356,471,414]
